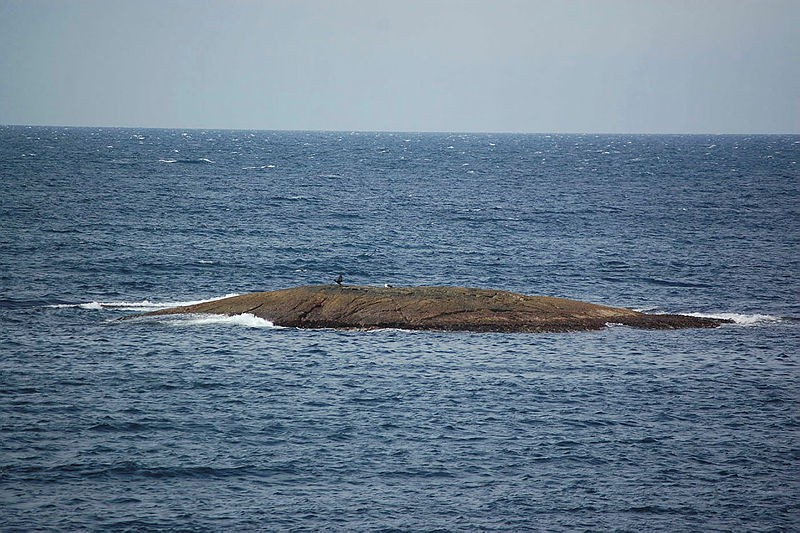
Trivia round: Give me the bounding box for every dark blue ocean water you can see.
[1,126,799,531]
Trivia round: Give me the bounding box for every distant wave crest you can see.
[158,158,214,164]
[47,294,240,312]
[162,313,278,329]
[685,312,784,326]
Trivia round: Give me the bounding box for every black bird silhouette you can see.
[335,274,343,286]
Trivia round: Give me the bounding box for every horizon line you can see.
[2,122,798,136]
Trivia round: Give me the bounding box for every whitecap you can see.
[47,294,240,312]
[166,313,278,329]
[685,312,783,326]
[48,302,106,310]
[365,327,421,334]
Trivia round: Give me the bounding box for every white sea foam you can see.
[684,312,783,326]
[633,308,787,327]
[48,294,240,312]
[166,313,278,329]
[158,157,213,164]
[365,327,421,334]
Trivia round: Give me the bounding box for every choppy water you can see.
[1,127,799,531]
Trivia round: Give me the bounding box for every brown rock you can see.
[138,285,730,333]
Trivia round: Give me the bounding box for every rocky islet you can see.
[139,285,730,333]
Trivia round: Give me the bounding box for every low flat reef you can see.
[138,285,730,333]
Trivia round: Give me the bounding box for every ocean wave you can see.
[634,305,662,313]
[47,294,240,312]
[158,158,214,164]
[633,308,789,327]
[684,312,784,326]
[160,313,278,329]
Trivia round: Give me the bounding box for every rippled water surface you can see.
[1,128,798,530]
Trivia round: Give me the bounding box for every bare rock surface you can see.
[140,285,730,332]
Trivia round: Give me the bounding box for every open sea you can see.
[1,126,798,531]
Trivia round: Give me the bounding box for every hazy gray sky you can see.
[1,0,798,133]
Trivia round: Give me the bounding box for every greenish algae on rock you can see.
[138,285,731,333]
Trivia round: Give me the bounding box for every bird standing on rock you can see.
[335,274,343,286]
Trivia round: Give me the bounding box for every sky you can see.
[0,0,798,133]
